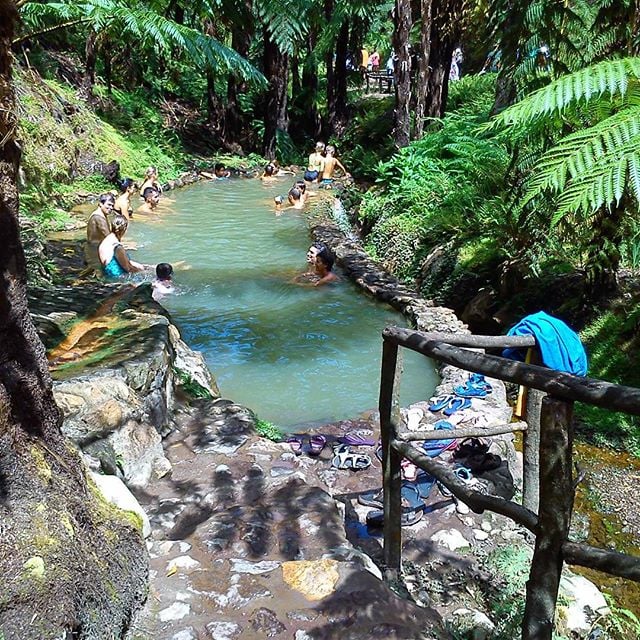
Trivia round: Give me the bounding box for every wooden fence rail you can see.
[379,328,640,640]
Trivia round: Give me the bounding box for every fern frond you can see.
[494,57,640,127]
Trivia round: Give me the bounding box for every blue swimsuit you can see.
[102,244,127,278]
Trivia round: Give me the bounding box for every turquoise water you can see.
[129,178,437,428]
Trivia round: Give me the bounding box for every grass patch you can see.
[253,417,284,442]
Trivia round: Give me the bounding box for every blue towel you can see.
[502,311,588,376]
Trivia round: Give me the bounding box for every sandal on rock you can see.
[331,448,372,471]
[443,397,472,416]
[286,436,303,455]
[453,383,488,398]
[309,434,327,456]
[365,485,425,527]
[358,488,384,508]
[438,466,473,497]
[428,395,455,412]
[339,432,376,447]
[422,420,456,458]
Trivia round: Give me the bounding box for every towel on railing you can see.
[502,311,588,376]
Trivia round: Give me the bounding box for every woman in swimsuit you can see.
[114,178,137,219]
[139,166,162,197]
[98,215,148,277]
[304,141,325,182]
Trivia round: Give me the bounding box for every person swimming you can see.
[313,246,339,286]
[214,163,231,179]
[287,187,304,210]
[261,163,278,182]
[138,187,160,214]
[152,262,175,301]
[305,141,325,183]
[98,215,149,277]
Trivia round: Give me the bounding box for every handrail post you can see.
[380,338,402,578]
[523,388,544,513]
[522,396,574,640]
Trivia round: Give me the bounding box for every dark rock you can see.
[249,607,286,637]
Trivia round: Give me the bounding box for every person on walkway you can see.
[369,50,380,72]
[114,178,136,219]
[305,142,325,183]
[85,193,115,272]
[320,145,349,186]
[98,215,148,277]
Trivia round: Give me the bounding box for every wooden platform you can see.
[365,72,394,93]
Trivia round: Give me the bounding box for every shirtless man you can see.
[137,187,160,215]
[304,142,325,183]
[85,193,115,272]
[314,247,339,286]
[321,145,349,187]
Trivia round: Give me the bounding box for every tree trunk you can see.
[299,38,321,140]
[393,0,412,147]
[333,20,350,129]
[0,4,147,634]
[424,0,460,119]
[82,30,97,100]
[225,0,253,143]
[324,0,336,136]
[413,0,433,139]
[262,31,289,159]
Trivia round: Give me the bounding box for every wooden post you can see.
[380,339,402,577]
[523,388,544,513]
[522,396,574,640]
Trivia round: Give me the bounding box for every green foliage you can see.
[173,369,213,399]
[601,594,640,639]
[484,544,532,639]
[576,308,640,454]
[357,96,511,281]
[495,58,640,220]
[18,0,264,85]
[253,418,284,442]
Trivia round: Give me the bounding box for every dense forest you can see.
[2,0,640,637]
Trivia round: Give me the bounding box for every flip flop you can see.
[358,488,384,508]
[443,397,471,416]
[453,383,488,398]
[339,432,377,447]
[438,466,473,497]
[422,420,456,458]
[365,485,425,527]
[469,374,493,392]
[411,471,437,500]
[309,434,327,456]
[401,459,419,482]
[428,395,455,412]
[286,436,303,455]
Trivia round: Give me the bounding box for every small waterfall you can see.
[331,198,359,242]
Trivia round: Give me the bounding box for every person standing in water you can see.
[114,178,136,219]
[139,166,162,196]
[305,142,325,183]
[320,145,349,186]
[85,193,115,272]
[98,215,149,277]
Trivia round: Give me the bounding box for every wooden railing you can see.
[379,327,640,640]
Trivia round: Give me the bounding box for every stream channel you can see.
[128,177,438,429]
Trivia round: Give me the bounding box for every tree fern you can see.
[18,0,265,83]
[494,57,640,126]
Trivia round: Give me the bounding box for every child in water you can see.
[152,263,175,301]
